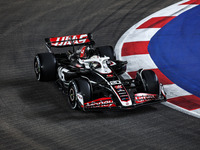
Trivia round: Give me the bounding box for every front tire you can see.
[68,81,78,110]
[68,78,92,110]
[142,70,159,94]
[135,70,159,94]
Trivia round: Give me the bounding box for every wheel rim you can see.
[68,87,77,109]
[34,56,41,80]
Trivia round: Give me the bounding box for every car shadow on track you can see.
[17,78,159,121]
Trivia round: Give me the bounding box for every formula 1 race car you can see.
[34,33,166,111]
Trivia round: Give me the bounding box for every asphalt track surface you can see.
[0,0,200,149]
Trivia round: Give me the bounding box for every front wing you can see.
[77,92,166,111]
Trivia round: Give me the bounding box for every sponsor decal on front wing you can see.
[84,97,116,108]
[112,84,132,105]
[135,93,158,104]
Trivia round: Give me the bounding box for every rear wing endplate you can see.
[45,33,95,48]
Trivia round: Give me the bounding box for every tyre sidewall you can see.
[68,78,92,110]
[34,55,41,81]
[34,53,57,81]
[68,80,78,110]
[142,70,159,94]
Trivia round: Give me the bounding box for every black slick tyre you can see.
[68,80,78,110]
[34,53,57,81]
[68,78,92,110]
[142,70,159,94]
[95,46,116,60]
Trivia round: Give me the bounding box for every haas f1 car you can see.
[34,33,166,111]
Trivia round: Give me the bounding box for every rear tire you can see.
[95,46,116,60]
[34,53,57,81]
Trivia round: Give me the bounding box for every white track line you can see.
[164,84,192,99]
[124,28,160,43]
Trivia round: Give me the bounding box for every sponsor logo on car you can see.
[85,98,116,108]
[107,74,114,78]
[135,94,157,104]
[110,80,121,85]
[50,34,90,46]
[114,85,123,89]
[77,93,84,105]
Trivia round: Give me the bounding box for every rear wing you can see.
[45,33,95,49]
